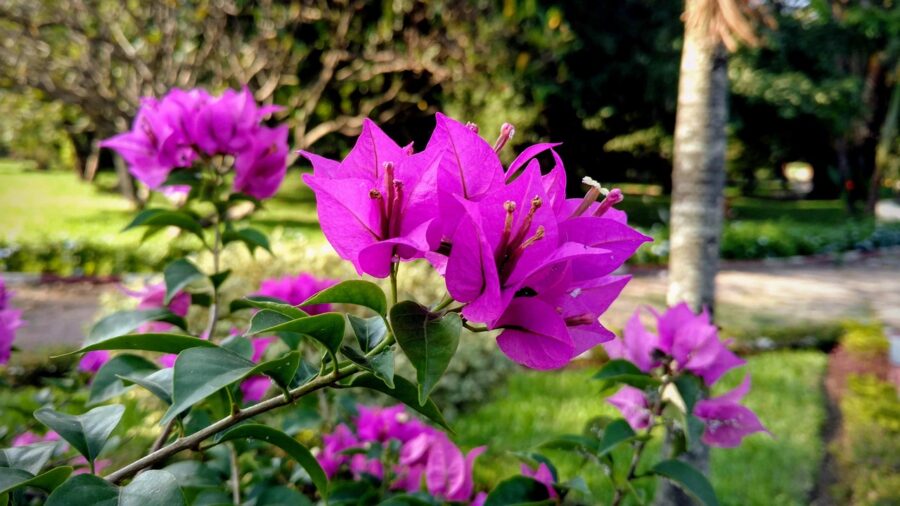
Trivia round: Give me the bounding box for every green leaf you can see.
[250,351,302,390]
[347,373,450,431]
[162,461,223,489]
[594,359,660,388]
[390,301,461,406]
[651,459,719,506]
[247,310,295,336]
[222,335,254,359]
[290,360,318,388]
[0,466,72,495]
[300,280,386,316]
[538,434,602,454]
[215,424,327,497]
[339,346,394,388]
[163,259,205,304]
[232,297,307,319]
[161,348,255,425]
[674,375,704,414]
[60,333,216,358]
[596,419,636,457]
[87,309,187,344]
[379,495,437,505]
[248,313,345,356]
[119,368,174,405]
[483,476,553,506]
[33,405,124,464]
[370,348,395,389]
[45,470,185,506]
[348,315,387,353]
[123,208,204,240]
[88,354,159,405]
[209,270,231,290]
[256,486,313,506]
[0,442,58,475]
[223,227,271,254]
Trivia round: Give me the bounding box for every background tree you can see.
[0,0,471,202]
[660,0,765,504]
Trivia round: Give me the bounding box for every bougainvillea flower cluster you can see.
[603,303,768,447]
[316,405,486,503]
[302,114,651,370]
[255,273,339,315]
[101,87,288,199]
[0,277,24,365]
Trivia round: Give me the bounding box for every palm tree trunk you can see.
[867,66,900,214]
[656,1,728,503]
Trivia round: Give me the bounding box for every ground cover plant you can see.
[0,86,777,505]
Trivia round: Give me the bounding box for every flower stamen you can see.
[493,123,516,153]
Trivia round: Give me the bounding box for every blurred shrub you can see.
[840,321,890,355]
[832,374,900,506]
[630,220,900,265]
[0,237,194,276]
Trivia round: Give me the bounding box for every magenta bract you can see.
[256,273,339,315]
[695,376,769,447]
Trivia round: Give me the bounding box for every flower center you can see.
[496,195,545,282]
[369,161,404,240]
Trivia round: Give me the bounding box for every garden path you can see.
[6,248,899,351]
[609,248,900,333]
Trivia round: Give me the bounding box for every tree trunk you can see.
[656,2,728,504]
[867,67,900,214]
[113,156,139,206]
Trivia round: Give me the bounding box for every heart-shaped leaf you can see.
[370,349,395,389]
[251,351,302,390]
[223,227,271,255]
[483,476,553,505]
[651,459,719,506]
[162,348,302,424]
[0,466,72,495]
[248,313,345,356]
[593,359,660,389]
[87,310,187,344]
[59,334,216,358]
[124,208,204,240]
[33,405,125,465]
[596,419,636,457]
[88,354,159,405]
[163,259,205,304]
[0,442,58,475]
[247,310,294,336]
[229,296,307,319]
[300,280,386,316]
[45,470,185,506]
[161,348,256,425]
[347,373,450,431]
[119,368,174,405]
[390,302,461,405]
[348,315,387,353]
[216,424,327,496]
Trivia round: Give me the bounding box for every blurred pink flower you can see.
[607,386,652,431]
[256,273,339,315]
[695,376,769,448]
[521,463,557,499]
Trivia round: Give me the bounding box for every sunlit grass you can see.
[453,351,827,506]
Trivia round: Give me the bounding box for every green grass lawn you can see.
[453,351,827,506]
[0,159,320,242]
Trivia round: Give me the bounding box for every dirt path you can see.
[606,249,900,333]
[5,248,899,352]
[6,277,114,351]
